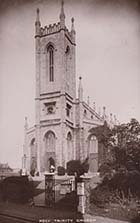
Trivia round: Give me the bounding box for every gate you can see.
[44,173,55,207]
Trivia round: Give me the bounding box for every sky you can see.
[0,0,140,168]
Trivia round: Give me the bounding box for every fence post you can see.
[77,175,91,214]
[44,172,55,207]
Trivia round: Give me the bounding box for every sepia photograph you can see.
[0,0,140,222]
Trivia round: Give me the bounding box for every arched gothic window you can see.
[30,138,36,158]
[44,131,55,152]
[43,131,56,172]
[47,45,54,82]
[67,132,73,161]
[88,135,98,154]
[67,132,72,141]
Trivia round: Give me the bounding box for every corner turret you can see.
[35,8,41,36]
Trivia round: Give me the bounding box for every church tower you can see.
[35,1,76,172]
[23,0,108,175]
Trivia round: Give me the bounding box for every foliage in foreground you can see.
[90,119,140,218]
[0,176,34,203]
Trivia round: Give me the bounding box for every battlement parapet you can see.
[39,22,73,42]
[39,22,61,36]
[40,22,63,36]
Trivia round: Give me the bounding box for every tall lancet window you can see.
[47,45,54,82]
[89,135,98,154]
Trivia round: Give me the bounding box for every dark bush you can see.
[67,158,89,177]
[30,169,35,177]
[67,160,81,176]
[1,176,34,203]
[90,184,111,207]
[57,166,65,176]
[82,157,89,173]
[130,216,140,223]
[90,168,140,207]
[106,169,140,198]
[98,162,113,178]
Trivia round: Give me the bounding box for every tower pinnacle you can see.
[102,106,106,120]
[71,17,75,34]
[71,17,76,42]
[35,8,41,35]
[59,0,65,28]
[24,116,28,130]
[35,8,40,25]
[78,76,83,102]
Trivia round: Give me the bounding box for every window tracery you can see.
[47,45,54,82]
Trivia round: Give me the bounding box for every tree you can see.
[90,119,140,214]
[111,119,140,172]
[102,119,140,198]
[89,121,113,147]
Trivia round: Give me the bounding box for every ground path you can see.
[84,214,128,223]
[0,174,130,223]
[0,202,129,223]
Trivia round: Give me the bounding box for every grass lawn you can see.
[90,200,140,222]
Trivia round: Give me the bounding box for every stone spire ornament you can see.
[110,113,113,122]
[24,116,28,130]
[35,8,41,35]
[36,8,40,23]
[71,17,75,33]
[78,76,83,102]
[102,106,106,120]
[71,17,76,42]
[60,0,65,28]
[114,115,117,125]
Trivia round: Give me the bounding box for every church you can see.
[22,1,115,175]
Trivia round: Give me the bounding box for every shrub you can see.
[107,169,140,198]
[67,160,81,176]
[1,176,34,203]
[57,166,65,176]
[82,157,89,173]
[30,169,35,177]
[98,162,114,178]
[67,158,89,177]
[130,216,140,223]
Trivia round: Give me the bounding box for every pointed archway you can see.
[44,131,56,171]
[67,132,73,162]
[87,135,98,172]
